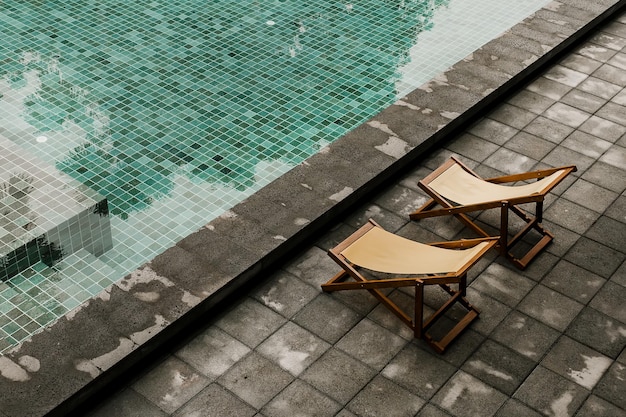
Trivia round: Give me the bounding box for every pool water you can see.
[0,0,550,351]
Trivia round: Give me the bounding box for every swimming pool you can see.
[0,0,550,351]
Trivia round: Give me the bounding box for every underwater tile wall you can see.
[0,0,550,351]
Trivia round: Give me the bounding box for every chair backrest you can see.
[339,225,491,275]
[428,163,566,205]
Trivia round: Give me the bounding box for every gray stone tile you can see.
[336,319,406,371]
[599,145,626,170]
[544,198,598,234]
[561,130,612,158]
[131,356,210,414]
[86,389,167,417]
[605,195,626,223]
[483,148,537,175]
[607,51,626,69]
[470,263,535,307]
[374,184,431,218]
[565,237,625,279]
[251,270,319,318]
[611,259,626,287]
[562,88,609,113]
[523,116,575,144]
[518,285,583,332]
[432,371,508,417]
[367,290,416,341]
[544,64,589,87]
[588,31,626,51]
[578,76,622,99]
[417,404,453,417]
[381,342,457,400]
[256,322,330,376]
[589,281,626,323]
[466,118,519,146]
[575,395,626,417]
[541,336,612,389]
[175,326,251,379]
[445,133,501,163]
[559,53,604,74]
[347,375,425,417]
[578,114,626,142]
[488,103,538,130]
[593,62,626,86]
[284,246,343,289]
[292,294,362,344]
[215,298,287,348]
[526,76,573,100]
[172,383,256,417]
[581,161,626,193]
[217,352,293,409]
[491,311,560,361]
[506,89,556,114]
[596,102,626,127]
[260,379,341,417]
[513,366,589,417]
[612,87,626,105]
[301,348,377,404]
[594,361,626,410]
[566,307,626,358]
[504,131,556,161]
[464,287,511,336]
[461,340,535,395]
[344,203,407,232]
[585,216,626,252]
[577,42,619,63]
[542,260,605,303]
[495,399,543,417]
[563,178,619,213]
[543,102,592,128]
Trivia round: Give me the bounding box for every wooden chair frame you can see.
[409,157,577,269]
[321,219,497,353]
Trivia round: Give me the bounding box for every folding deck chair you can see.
[409,156,577,269]
[322,219,497,353]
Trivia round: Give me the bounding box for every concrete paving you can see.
[82,9,626,417]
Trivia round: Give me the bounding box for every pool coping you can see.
[0,1,624,416]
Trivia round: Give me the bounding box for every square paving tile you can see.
[593,361,626,410]
[336,318,407,371]
[217,352,293,409]
[87,389,167,417]
[461,340,536,395]
[215,298,287,348]
[251,270,319,318]
[174,326,250,379]
[495,399,543,417]
[517,285,583,332]
[507,89,556,114]
[561,130,612,158]
[566,307,626,359]
[523,115,575,143]
[131,356,209,414]
[562,178,619,213]
[575,395,626,417]
[260,379,341,417]
[513,366,589,417]
[541,260,605,303]
[432,371,508,417]
[544,199,598,235]
[490,311,561,361]
[466,118,519,145]
[578,114,626,141]
[284,246,343,289]
[581,161,626,193]
[540,336,612,389]
[292,294,362,344]
[470,263,535,307]
[256,321,330,376]
[565,237,625,279]
[172,383,256,417]
[584,216,626,253]
[301,348,377,404]
[589,281,626,323]
[381,342,457,400]
[347,375,425,417]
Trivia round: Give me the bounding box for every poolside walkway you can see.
[84,10,626,417]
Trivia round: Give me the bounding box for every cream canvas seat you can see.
[410,156,577,269]
[322,219,497,353]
